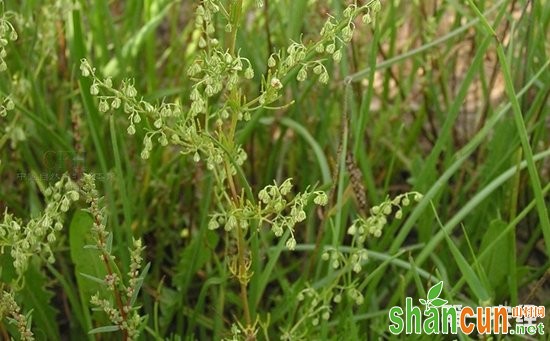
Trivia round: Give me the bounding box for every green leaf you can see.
[129,262,151,306]
[80,272,106,285]
[442,226,491,303]
[419,298,427,305]
[69,211,108,309]
[427,281,443,300]
[88,325,120,334]
[20,263,60,340]
[480,219,512,298]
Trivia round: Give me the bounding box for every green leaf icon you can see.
[427,281,444,300]
[431,298,448,307]
[419,298,427,305]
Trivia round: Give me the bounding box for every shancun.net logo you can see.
[388,281,546,336]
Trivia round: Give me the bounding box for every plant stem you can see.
[224,160,252,328]
[90,196,128,341]
[227,0,243,55]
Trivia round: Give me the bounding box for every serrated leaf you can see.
[427,281,443,300]
[431,298,448,307]
[88,325,120,334]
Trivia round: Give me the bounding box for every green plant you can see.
[1,0,549,339]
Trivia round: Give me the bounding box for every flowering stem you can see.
[90,196,129,341]
[224,159,252,328]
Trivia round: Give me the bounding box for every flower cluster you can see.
[80,58,183,154]
[81,173,109,250]
[0,290,34,341]
[0,3,17,117]
[347,191,423,243]
[81,174,147,341]
[0,174,79,277]
[0,95,14,117]
[321,247,368,274]
[263,0,381,91]
[282,281,366,340]
[295,286,332,325]
[318,192,422,274]
[0,5,17,73]
[80,58,248,183]
[208,179,328,250]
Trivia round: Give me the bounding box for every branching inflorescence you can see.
[81,174,148,341]
[78,0,384,338]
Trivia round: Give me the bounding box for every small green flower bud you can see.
[187,62,201,76]
[395,210,403,219]
[198,37,207,48]
[286,237,296,250]
[205,84,215,97]
[342,26,353,42]
[98,100,109,113]
[125,84,137,97]
[313,64,323,75]
[206,24,215,35]
[343,6,353,18]
[90,83,99,95]
[373,0,381,12]
[319,72,329,84]
[111,97,121,109]
[313,192,328,206]
[333,49,342,62]
[208,218,219,230]
[244,67,254,79]
[362,13,372,24]
[47,233,56,243]
[154,118,163,129]
[5,97,14,111]
[268,55,276,68]
[270,77,282,90]
[158,135,168,146]
[80,61,90,77]
[297,67,307,82]
[143,102,154,112]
